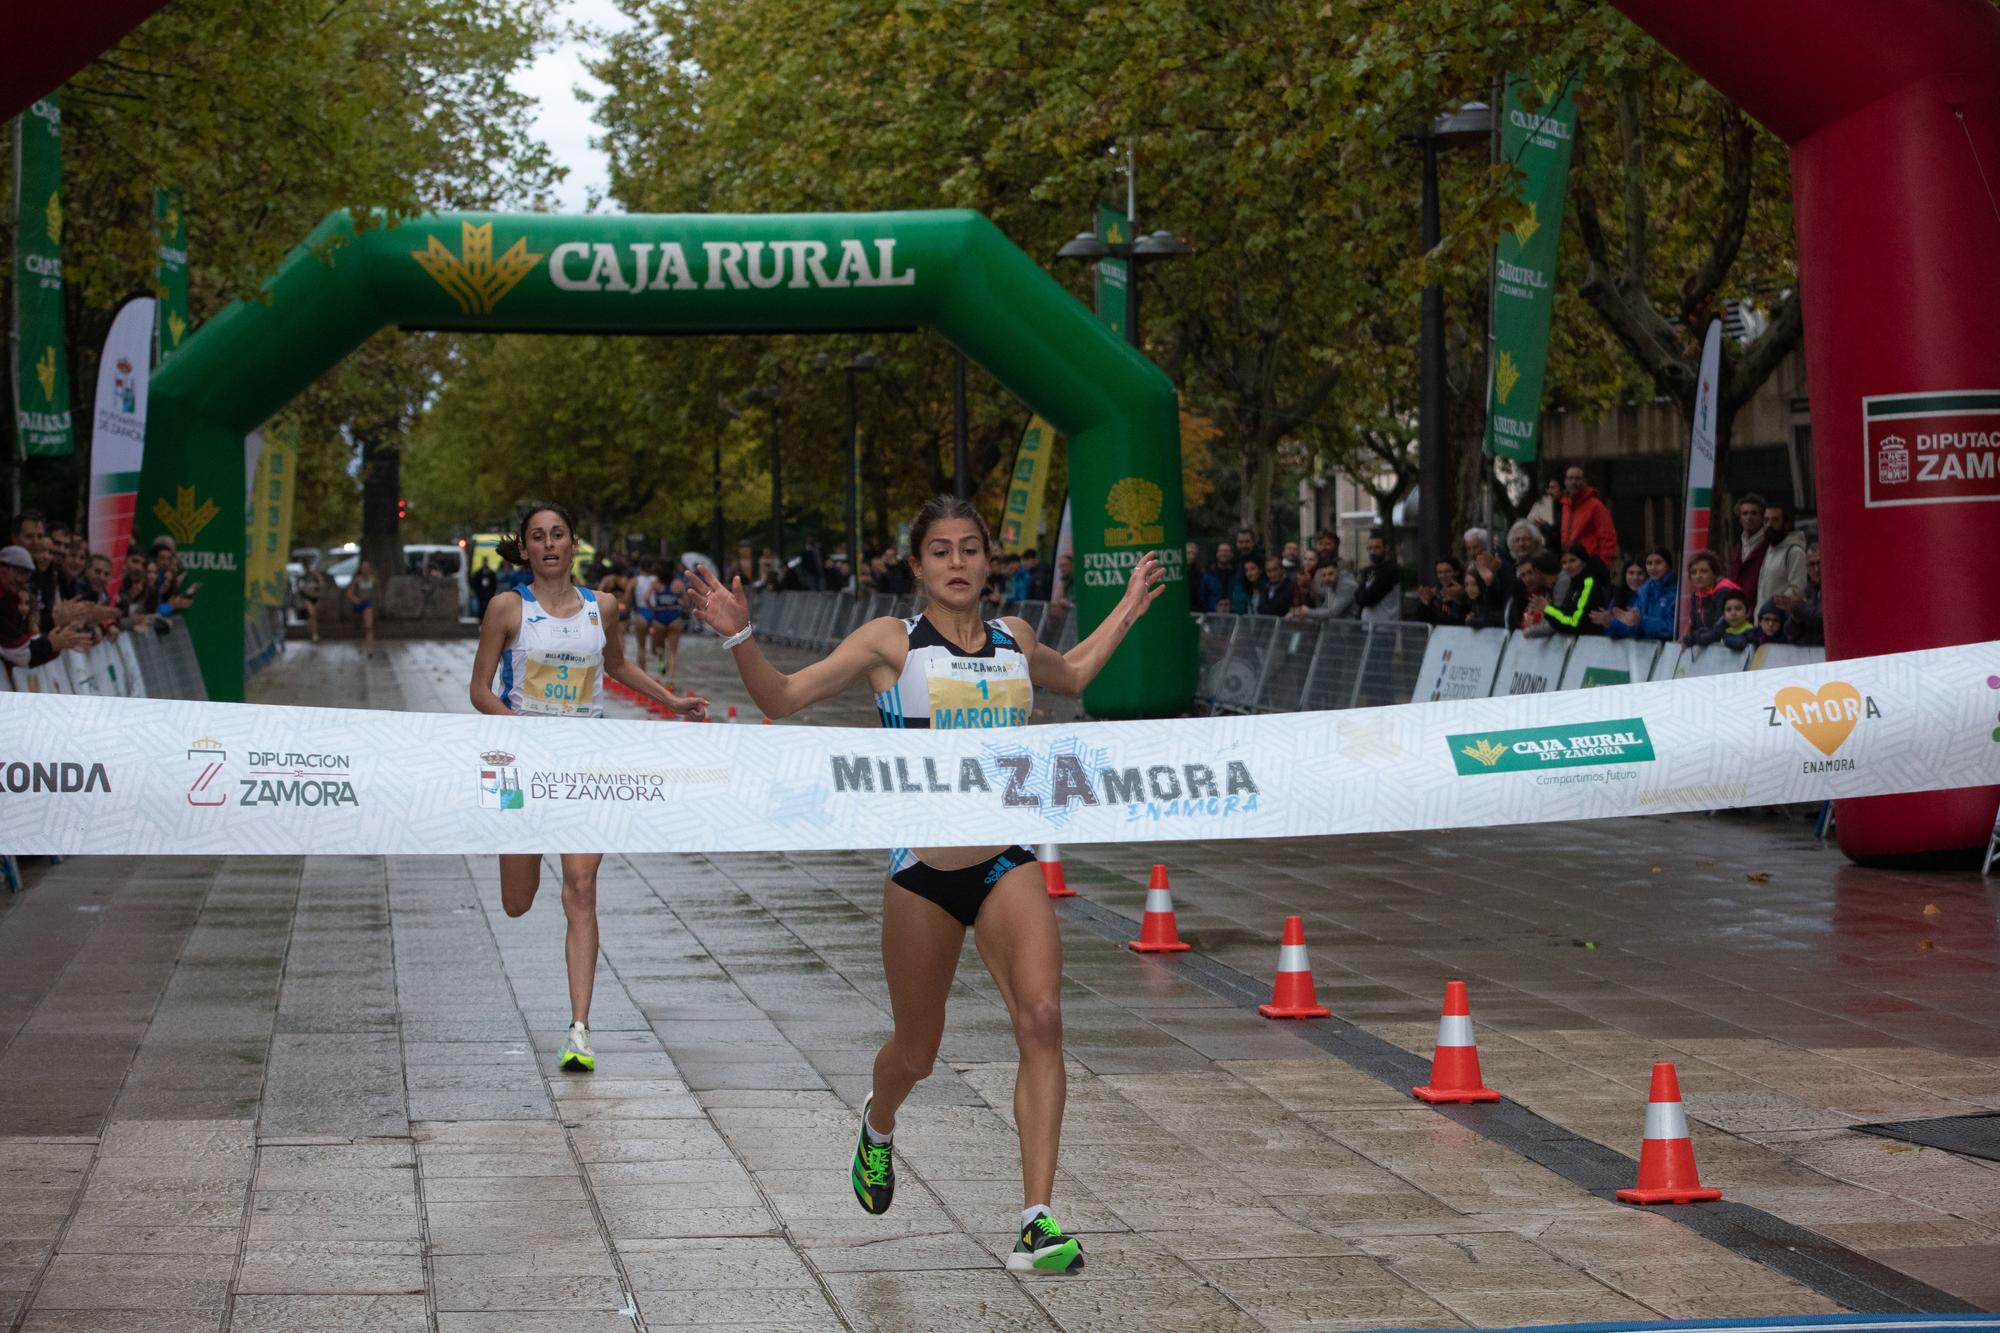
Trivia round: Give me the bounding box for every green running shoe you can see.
[558,1021,595,1073]
[851,1093,894,1215]
[1007,1212,1084,1274]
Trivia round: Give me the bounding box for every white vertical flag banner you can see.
[1676,319,1723,638]
[87,296,157,573]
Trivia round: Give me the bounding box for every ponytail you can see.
[495,538,525,565]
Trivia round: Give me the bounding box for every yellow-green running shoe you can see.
[851,1092,894,1214]
[1007,1213,1084,1274]
[558,1021,595,1073]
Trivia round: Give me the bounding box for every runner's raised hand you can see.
[685,565,748,637]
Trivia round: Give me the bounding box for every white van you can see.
[324,544,474,618]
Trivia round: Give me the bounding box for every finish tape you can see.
[2,641,1996,855]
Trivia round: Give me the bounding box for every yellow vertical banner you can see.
[243,428,297,610]
[998,415,1056,554]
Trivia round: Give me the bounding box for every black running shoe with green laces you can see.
[851,1093,894,1215]
[1007,1213,1084,1274]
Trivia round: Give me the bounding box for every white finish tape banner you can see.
[2,642,1997,855]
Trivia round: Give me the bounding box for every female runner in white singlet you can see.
[687,495,1163,1275]
[470,503,708,1072]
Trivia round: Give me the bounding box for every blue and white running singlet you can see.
[499,586,606,718]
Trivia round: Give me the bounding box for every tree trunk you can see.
[357,427,403,583]
[1242,445,1278,545]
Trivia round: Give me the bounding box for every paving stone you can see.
[821,1269,1055,1331]
[432,1273,627,1311]
[17,1312,226,1333]
[233,1239,427,1295]
[616,1236,818,1288]
[33,1251,234,1309]
[56,1224,243,1255]
[636,1285,841,1325]
[228,1294,430,1331]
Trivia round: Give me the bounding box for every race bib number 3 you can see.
[522,650,600,716]
[925,656,1030,729]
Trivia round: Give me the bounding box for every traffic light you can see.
[396,498,408,521]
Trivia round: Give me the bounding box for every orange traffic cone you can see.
[1257,916,1330,1018]
[1411,981,1499,1103]
[727,705,738,722]
[1615,1063,1722,1204]
[1127,865,1190,953]
[1039,844,1076,898]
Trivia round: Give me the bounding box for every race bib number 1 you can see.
[924,656,1030,729]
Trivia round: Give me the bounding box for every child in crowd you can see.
[1753,600,1787,646]
[1716,592,1757,652]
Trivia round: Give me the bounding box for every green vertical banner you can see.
[155,190,191,363]
[11,99,73,458]
[1093,206,1128,339]
[998,415,1055,554]
[1483,74,1578,464]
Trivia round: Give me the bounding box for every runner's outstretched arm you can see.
[683,566,895,719]
[1020,552,1164,697]
[599,590,707,718]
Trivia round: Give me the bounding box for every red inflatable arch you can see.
[1613,0,2000,862]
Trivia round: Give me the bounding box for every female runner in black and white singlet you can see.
[687,495,1163,1276]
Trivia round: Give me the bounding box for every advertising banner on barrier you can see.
[87,297,156,575]
[11,99,72,459]
[1410,628,1507,702]
[2,642,1995,855]
[1557,638,1664,691]
[1493,634,1571,696]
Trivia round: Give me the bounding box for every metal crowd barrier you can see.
[1197,614,1431,714]
[741,593,1419,715]
[127,618,209,700]
[245,605,287,679]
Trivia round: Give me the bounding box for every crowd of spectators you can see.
[1180,466,1826,651]
[0,510,199,678]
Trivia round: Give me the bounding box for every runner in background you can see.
[470,503,707,1072]
[630,558,658,663]
[686,494,1164,1276]
[648,558,687,685]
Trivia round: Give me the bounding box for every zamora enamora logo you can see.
[413,221,544,316]
[1447,718,1656,776]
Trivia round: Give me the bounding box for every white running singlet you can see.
[500,586,606,718]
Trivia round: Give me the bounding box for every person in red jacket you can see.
[1559,465,1619,566]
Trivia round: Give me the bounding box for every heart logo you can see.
[1774,681,1864,756]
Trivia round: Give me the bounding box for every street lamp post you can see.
[953,351,970,500]
[818,350,877,594]
[745,385,782,567]
[1056,227,1190,353]
[1412,102,1493,571]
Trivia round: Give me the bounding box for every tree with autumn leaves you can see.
[15,0,1808,560]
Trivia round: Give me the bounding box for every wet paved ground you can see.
[4,635,2000,1330]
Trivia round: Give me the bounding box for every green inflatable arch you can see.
[132,210,1194,716]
